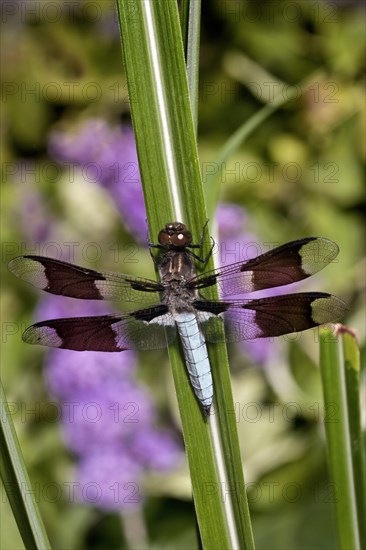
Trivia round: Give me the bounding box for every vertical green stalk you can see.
[180,0,201,130]
[181,4,253,548]
[319,326,362,549]
[115,1,254,547]
[0,380,51,549]
[342,329,366,547]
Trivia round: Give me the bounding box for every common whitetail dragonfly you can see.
[9,222,347,415]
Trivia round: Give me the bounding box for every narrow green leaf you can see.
[178,0,189,54]
[182,0,201,130]
[0,380,51,549]
[204,69,325,217]
[115,1,254,548]
[342,329,366,547]
[319,326,361,550]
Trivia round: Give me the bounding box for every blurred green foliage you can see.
[1,1,364,548]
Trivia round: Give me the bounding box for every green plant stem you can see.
[115,1,254,547]
[319,326,361,550]
[184,0,201,132]
[0,379,51,549]
[341,329,366,547]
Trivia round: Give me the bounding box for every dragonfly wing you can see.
[8,255,162,304]
[195,293,347,343]
[189,238,339,296]
[22,304,177,351]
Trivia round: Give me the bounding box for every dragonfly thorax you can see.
[158,250,196,281]
[158,250,199,313]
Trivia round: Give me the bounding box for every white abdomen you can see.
[174,312,213,414]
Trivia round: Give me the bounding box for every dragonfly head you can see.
[158,222,193,248]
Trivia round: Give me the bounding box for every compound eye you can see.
[158,229,171,245]
[171,232,186,246]
[157,222,192,247]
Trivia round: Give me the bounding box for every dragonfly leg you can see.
[148,243,165,265]
[189,221,215,265]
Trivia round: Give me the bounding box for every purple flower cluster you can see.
[35,295,182,511]
[49,120,147,242]
[11,163,55,244]
[14,158,182,511]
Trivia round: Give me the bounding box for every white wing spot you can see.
[9,257,48,290]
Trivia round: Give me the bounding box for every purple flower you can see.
[216,204,248,240]
[48,120,147,242]
[38,295,137,394]
[76,447,144,511]
[36,293,183,511]
[217,203,275,364]
[13,144,183,513]
[35,294,114,323]
[60,381,155,454]
[49,120,119,173]
[216,203,263,269]
[130,427,182,471]
[46,349,136,399]
[11,164,54,244]
[18,188,53,243]
[94,7,121,40]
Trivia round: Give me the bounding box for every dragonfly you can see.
[9,222,347,415]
